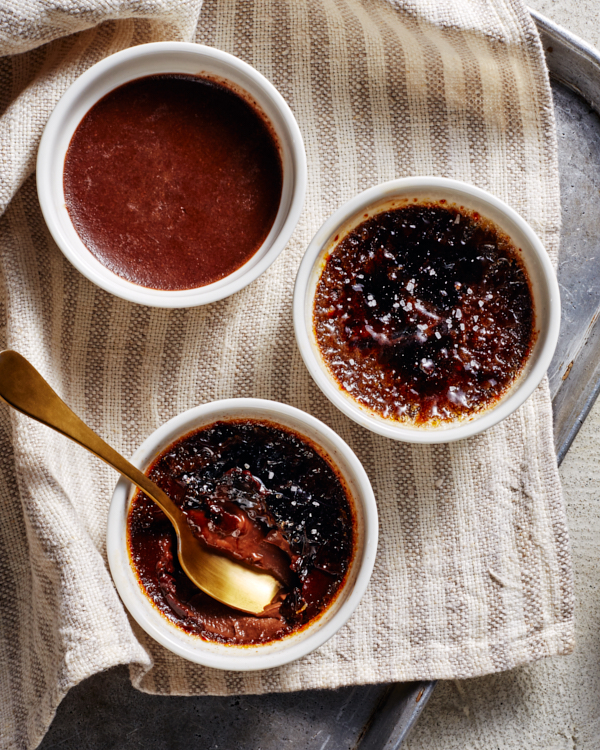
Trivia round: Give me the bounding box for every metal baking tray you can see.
[39,11,600,750]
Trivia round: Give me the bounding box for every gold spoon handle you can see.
[0,350,182,527]
[0,350,281,614]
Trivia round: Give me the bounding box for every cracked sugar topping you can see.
[313,202,536,425]
[128,419,355,645]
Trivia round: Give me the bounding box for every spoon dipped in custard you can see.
[0,350,280,615]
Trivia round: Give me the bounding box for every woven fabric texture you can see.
[0,0,573,747]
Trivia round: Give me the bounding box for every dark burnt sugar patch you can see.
[127,420,355,645]
[313,203,536,425]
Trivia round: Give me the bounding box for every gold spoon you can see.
[0,350,280,614]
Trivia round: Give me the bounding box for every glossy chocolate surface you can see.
[64,75,283,291]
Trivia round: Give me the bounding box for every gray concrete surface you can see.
[404,3,600,748]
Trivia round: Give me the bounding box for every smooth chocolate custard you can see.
[64,75,283,291]
[313,203,536,425]
[127,420,355,645]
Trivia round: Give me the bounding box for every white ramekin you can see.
[37,43,307,308]
[106,399,378,671]
[293,177,561,444]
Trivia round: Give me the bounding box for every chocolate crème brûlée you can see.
[313,202,537,426]
[128,420,355,645]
